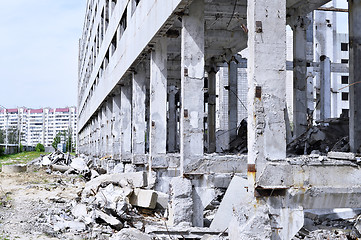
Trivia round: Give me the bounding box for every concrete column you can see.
[207,67,217,153]
[349,0,361,152]
[120,80,132,162]
[167,85,178,153]
[291,15,311,137]
[320,56,331,121]
[101,106,107,157]
[112,90,122,160]
[132,63,147,164]
[228,58,238,145]
[96,112,101,158]
[247,0,287,168]
[180,0,204,174]
[149,38,167,162]
[106,98,113,157]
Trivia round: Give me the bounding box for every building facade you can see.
[0,107,77,148]
[77,0,361,238]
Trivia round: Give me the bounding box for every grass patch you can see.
[0,152,48,167]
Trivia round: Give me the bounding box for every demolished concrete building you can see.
[77,0,361,239]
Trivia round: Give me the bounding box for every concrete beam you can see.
[349,0,361,152]
[180,0,205,174]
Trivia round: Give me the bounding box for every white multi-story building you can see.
[0,107,77,148]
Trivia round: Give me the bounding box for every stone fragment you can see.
[70,157,89,172]
[229,201,272,240]
[168,177,193,226]
[42,156,51,165]
[82,172,146,199]
[210,176,250,231]
[109,228,152,240]
[327,151,356,161]
[156,192,169,209]
[129,189,158,209]
[2,164,27,173]
[95,209,123,230]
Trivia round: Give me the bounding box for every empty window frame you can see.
[341,76,349,84]
[342,92,349,101]
[341,42,348,51]
[341,59,349,64]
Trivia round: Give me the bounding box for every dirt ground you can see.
[0,166,85,240]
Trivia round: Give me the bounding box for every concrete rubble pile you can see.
[287,118,349,155]
[292,208,361,239]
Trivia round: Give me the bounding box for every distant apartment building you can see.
[0,107,77,147]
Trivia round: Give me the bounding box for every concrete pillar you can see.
[247,0,287,169]
[228,58,238,145]
[106,99,113,156]
[132,63,147,164]
[112,90,122,160]
[320,56,331,121]
[167,85,178,153]
[180,0,204,174]
[101,106,106,157]
[291,15,311,137]
[349,0,361,152]
[120,80,132,162]
[207,67,217,153]
[149,38,167,163]
[96,112,101,157]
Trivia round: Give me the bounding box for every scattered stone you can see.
[210,175,250,231]
[327,151,356,161]
[168,177,193,227]
[129,189,158,209]
[2,164,27,173]
[109,228,152,240]
[70,157,89,172]
[95,209,123,230]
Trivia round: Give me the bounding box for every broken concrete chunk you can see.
[170,177,192,198]
[229,201,272,240]
[168,177,193,227]
[71,203,88,220]
[2,164,27,173]
[42,156,51,165]
[156,192,169,209]
[327,151,356,161]
[210,176,250,231]
[95,184,129,210]
[109,228,152,240]
[82,172,146,199]
[70,157,89,172]
[95,209,123,230]
[130,189,158,209]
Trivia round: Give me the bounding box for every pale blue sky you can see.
[0,0,348,109]
[0,0,86,109]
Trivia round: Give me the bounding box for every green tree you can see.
[65,127,74,152]
[35,143,45,152]
[52,132,62,151]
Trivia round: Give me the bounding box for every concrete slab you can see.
[210,176,250,231]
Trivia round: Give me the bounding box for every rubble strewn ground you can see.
[1,151,361,239]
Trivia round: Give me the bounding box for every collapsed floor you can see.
[1,150,360,239]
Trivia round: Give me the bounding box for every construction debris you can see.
[287,118,349,155]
